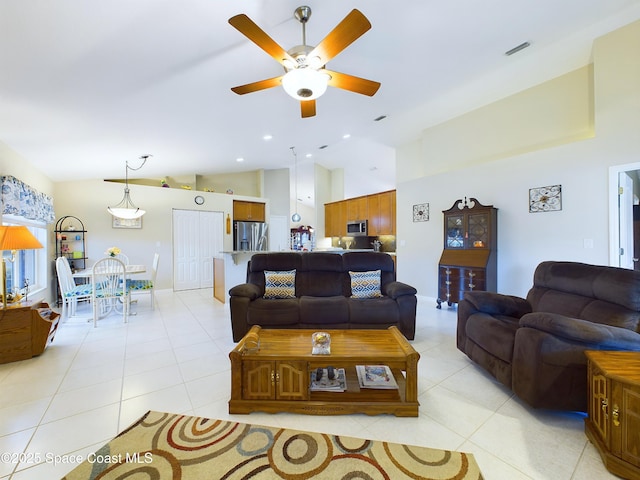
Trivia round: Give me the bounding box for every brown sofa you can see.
[457,261,640,411]
[229,251,417,342]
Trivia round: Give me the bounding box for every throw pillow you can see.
[264,269,296,299]
[350,270,382,298]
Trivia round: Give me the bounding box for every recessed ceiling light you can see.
[343,134,351,139]
[263,134,273,140]
[305,153,313,158]
[236,157,244,162]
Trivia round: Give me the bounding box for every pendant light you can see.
[290,147,301,223]
[108,155,151,219]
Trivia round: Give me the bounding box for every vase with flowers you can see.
[105,246,121,257]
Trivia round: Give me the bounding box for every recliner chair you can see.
[457,261,640,411]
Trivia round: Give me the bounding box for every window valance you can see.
[1,175,55,224]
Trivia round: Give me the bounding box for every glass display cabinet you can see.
[437,197,497,308]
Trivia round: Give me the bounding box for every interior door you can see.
[173,209,223,291]
[618,172,634,269]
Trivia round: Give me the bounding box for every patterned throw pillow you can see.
[350,270,382,298]
[264,270,296,299]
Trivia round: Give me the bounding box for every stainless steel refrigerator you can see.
[234,221,268,251]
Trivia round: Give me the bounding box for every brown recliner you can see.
[457,261,640,411]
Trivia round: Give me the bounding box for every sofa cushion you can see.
[247,298,299,326]
[349,297,399,325]
[297,253,344,297]
[349,270,382,298]
[264,270,296,299]
[299,296,349,325]
[465,313,519,363]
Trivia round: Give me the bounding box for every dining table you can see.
[72,263,147,317]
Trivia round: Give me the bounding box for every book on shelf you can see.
[356,365,399,390]
[310,368,346,392]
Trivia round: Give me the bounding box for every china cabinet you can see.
[437,197,497,308]
[585,350,640,480]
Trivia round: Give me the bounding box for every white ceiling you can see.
[2,1,640,205]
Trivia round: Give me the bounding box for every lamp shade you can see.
[0,226,43,251]
[282,68,330,101]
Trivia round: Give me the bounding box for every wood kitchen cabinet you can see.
[585,350,640,480]
[241,360,309,401]
[347,196,368,221]
[325,190,395,237]
[233,200,265,222]
[369,190,396,236]
[437,197,497,308]
[325,201,347,237]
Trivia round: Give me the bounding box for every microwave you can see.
[346,220,367,236]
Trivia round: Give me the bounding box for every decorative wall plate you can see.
[529,185,561,212]
[413,203,429,222]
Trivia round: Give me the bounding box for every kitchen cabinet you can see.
[325,190,395,237]
[585,350,640,480]
[347,196,368,221]
[242,360,309,401]
[233,200,265,222]
[437,197,497,308]
[369,190,396,236]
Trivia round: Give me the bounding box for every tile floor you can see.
[0,290,618,479]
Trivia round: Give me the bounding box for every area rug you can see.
[63,410,484,479]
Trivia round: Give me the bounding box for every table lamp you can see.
[1,225,44,309]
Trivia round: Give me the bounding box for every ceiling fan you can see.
[228,6,381,118]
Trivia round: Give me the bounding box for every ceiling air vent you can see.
[505,41,530,56]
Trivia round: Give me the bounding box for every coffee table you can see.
[229,326,419,417]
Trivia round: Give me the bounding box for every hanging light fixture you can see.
[107,155,151,219]
[290,147,301,223]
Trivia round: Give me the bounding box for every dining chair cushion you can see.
[64,284,93,297]
[94,287,127,298]
[126,279,153,291]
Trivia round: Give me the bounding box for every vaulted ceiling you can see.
[2,1,639,204]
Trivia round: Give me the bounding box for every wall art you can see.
[529,185,562,213]
[413,203,429,222]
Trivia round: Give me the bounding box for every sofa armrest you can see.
[383,281,417,300]
[229,283,262,300]
[463,291,532,318]
[520,312,640,350]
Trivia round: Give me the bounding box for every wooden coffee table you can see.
[229,326,420,417]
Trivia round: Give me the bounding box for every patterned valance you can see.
[1,175,55,224]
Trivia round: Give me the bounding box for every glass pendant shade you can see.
[291,212,301,222]
[107,188,145,219]
[282,68,330,101]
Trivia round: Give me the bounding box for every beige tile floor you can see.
[0,290,618,479]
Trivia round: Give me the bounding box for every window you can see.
[2,221,47,296]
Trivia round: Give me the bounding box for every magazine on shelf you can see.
[356,365,399,389]
[310,368,347,392]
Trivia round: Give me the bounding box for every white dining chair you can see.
[55,256,92,319]
[91,257,129,327]
[127,253,159,309]
[115,253,129,265]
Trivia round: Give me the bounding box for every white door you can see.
[173,209,224,291]
[269,215,290,251]
[619,172,634,269]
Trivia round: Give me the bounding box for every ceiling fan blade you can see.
[325,70,380,96]
[231,76,283,95]
[229,14,295,66]
[308,9,371,65]
[301,100,316,118]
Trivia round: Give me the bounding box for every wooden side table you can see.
[585,350,640,480]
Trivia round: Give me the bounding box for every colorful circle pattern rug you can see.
[63,410,483,479]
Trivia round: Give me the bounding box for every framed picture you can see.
[529,185,562,213]
[413,203,429,222]
[112,216,142,229]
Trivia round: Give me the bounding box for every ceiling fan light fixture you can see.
[282,68,330,100]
